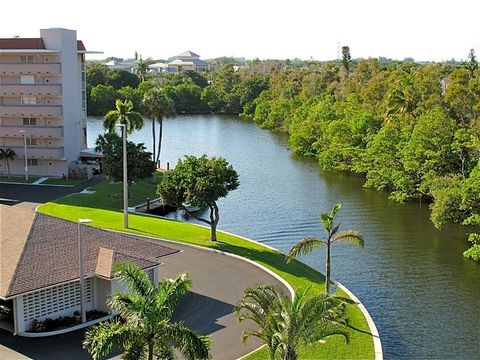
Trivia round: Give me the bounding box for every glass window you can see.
[20,56,34,63]
[21,96,36,105]
[27,159,38,166]
[23,117,37,126]
[20,75,35,85]
[26,138,37,146]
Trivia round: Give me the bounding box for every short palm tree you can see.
[83,263,210,360]
[142,88,175,164]
[236,284,348,360]
[0,148,16,179]
[136,58,150,82]
[287,204,364,294]
[104,99,144,136]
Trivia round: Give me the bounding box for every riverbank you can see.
[38,180,376,359]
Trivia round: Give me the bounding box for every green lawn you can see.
[38,180,374,360]
[0,175,39,184]
[42,178,86,186]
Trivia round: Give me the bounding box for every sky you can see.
[1,0,479,62]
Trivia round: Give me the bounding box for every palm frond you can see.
[83,319,134,360]
[113,263,153,298]
[286,237,326,263]
[162,322,210,360]
[156,272,192,316]
[333,230,365,247]
[103,111,120,133]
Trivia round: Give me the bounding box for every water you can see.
[87,115,480,359]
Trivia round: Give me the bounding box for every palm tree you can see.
[142,88,175,164]
[83,263,210,360]
[103,99,144,136]
[236,284,348,360]
[0,148,16,180]
[287,204,364,294]
[136,58,150,82]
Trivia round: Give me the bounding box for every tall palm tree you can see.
[142,88,175,164]
[287,204,364,294]
[103,99,144,136]
[136,58,150,82]
[83,263,210,360]
[0,148,16,180]
[236,284,348,360]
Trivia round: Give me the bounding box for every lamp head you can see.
[78,219,93,224]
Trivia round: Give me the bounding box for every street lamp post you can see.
[19,130,28,181]
[116,123,128,228]
[78,218,92,324]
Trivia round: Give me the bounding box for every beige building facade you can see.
[0,28,89,177]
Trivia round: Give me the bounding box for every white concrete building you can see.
[0,28,93,177]
[168,51,209,73]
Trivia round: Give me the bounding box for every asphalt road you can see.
[0,236,288,359]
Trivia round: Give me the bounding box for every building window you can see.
[20,75,35,85]
[27,159,38,166]
[23,117,37,126]
[26,138,37,146]
[21,96,36,105]
[20,55,34,63]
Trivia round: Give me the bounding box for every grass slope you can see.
[38,180,374,360]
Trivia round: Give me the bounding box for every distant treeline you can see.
[86,55,480,260]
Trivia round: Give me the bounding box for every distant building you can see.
[0,28,96,178]
[149,62,168,74]
[167,51,209,73]
[104,59,138,74]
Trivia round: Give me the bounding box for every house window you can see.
[26,138,37,146]
[20,55,34,63]
[23,117,37,126]
[27,159,38,166]
[20,75,35,85]
[21,96,36,105]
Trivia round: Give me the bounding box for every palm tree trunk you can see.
[147,341,153,360]
[155,117,163,165]
[151,115,156,163]
[6,159,11,180]
[282,346,298,360]
[325,240,331,294]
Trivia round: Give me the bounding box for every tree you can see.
[341,46,351,74]
[107,69,140,89]
[0,148,15,179]
[88,85,117,116]
[104,99,144,135]
[287,204,364,294]
[95,133,155,184]
[236,285,348,360]
[136,58,150,82]
[142,88,175,164]
[465,49,478,77]
[83,263,210,360]
[86,63,110,86]
[157,155,239,241]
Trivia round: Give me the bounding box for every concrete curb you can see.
[337,282,383,360]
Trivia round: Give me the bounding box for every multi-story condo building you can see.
[0,28,89,177]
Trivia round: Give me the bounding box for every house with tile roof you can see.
[167,50,209,73]
[0,205,178,335]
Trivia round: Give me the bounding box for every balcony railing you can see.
[0,63,61,75]
[0,126,63,139]
[0,105,62,117]
[10,146,64,160]
[0,84,62,97]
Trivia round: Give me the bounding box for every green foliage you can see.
[88,85,117,116]
[86,63,110,86]
[83,264,210,359]
[95,132,155,183]
[106,69,140,89]
[157,155,239,241]
[236,285,348,360]
[103,99,144,134]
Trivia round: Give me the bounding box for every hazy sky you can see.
[1,0,478,62]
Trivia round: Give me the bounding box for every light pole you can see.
[78,218,92,324]
[19,130,28,180]
[115,123,128,228]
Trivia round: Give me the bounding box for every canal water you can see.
[87,114,480,359]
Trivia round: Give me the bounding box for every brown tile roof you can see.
[2,213,179,298]
[0,38,86,51]
[0,38,45,49]
[0,205,36,298]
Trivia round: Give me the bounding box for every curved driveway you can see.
[0,236,289,359]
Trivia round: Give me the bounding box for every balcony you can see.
[0,126,63,139]
[0,84,62,97]
[0,63,61,75]
[10,146,64,160]
[0,105,62,117]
